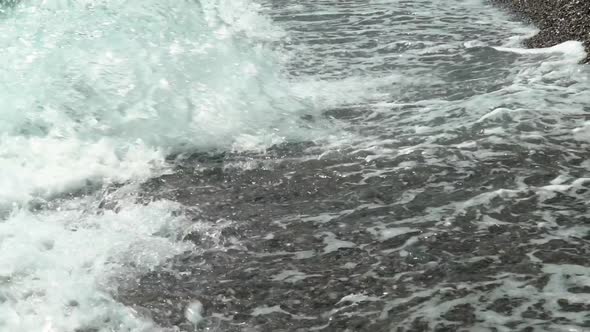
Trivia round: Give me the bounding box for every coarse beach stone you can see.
[491,0,590,63]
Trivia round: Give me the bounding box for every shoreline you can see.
[491,0,590,63]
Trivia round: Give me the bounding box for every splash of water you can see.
[0,0,320,330]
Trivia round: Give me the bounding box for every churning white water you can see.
[0,0,325,330]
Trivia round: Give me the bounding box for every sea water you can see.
[1,0,589,331]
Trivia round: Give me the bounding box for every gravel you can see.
[491,0,590,63]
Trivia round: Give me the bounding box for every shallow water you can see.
[1,0,590,331]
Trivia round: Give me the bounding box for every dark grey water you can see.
[1,0,590,331]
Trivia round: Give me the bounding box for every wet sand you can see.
[492,0,590,62]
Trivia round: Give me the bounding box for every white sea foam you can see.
[2,0,590,329]
[0,195,192,331]
[494,40,587,60]
[0,0,328,204]
[0,0,330,330]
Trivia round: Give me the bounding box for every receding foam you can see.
[493,40,587,61]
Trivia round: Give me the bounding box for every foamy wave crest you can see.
[0,0,315,204]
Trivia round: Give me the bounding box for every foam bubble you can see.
[185,300,205,326]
